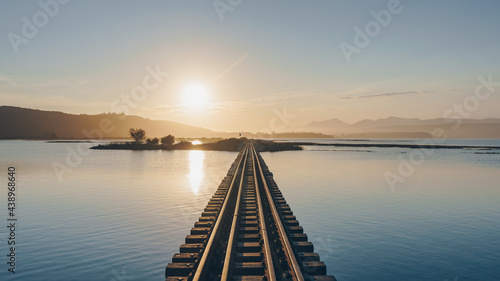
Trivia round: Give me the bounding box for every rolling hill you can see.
[299,116,500,138]
[0,106,216,139]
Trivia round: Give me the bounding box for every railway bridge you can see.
[166,142,336,281]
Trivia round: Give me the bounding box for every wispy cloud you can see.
[147,100,267,115]
[340,90,426,100]
[254,91,331,102]
[146,90,324,115]
[144,86,460,117]
[0,74,17,86]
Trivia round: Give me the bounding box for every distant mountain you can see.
[305,118,350,128]
[353,116,422,128]
[301,118,358,134]
[299,116,500,138]
[0,106,216,139]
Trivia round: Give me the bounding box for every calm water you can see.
[1,140,499,281]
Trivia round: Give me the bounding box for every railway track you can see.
[166,143,336,281]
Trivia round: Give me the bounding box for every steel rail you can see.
[220,144,249,281]
[252,143,305,281]
[250,145,277,281]
[192,144,249,281]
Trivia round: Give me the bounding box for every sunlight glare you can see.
[188,150,205,194]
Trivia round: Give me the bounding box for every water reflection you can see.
[188,150,205,194]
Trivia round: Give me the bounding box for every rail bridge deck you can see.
[165,142,336,281]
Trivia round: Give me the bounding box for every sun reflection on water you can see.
[188,150,205,194]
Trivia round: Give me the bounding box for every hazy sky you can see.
[1,0,499,132]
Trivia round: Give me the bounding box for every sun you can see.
[182,83,209,109]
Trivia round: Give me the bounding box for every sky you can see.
[1,0,499,132]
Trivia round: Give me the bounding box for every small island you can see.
[90,128,301,152]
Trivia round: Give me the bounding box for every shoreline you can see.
[286,142,500,150]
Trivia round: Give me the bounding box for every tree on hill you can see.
[129,128,146,143]
[161,134,175,146]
